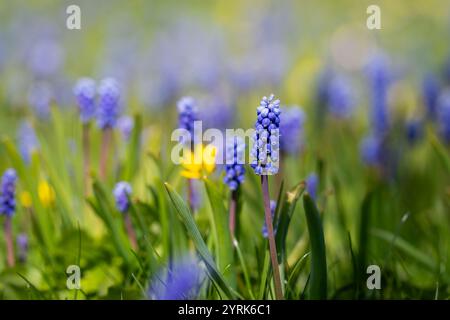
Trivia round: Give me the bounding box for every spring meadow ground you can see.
[0,1,449,300]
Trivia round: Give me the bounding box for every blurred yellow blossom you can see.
[38,180,56,208]
[20,191,33,209]
[181,144,217,179]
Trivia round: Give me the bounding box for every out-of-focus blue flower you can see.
[0,169,17,217]
[327,76,354,118]
[74,78,96,124]
[200,95,234,130]
[365,54,391,135]
[251,94,281,175]
[360,134,383,166]
[280,106,305,155]
[148,256,204,300]
[117,116,134,141]
[422,74,440,120]
[177,96,198,139]
[113,181,132,213]
[28,82,53,119]
[437,91,450,144]
[224,137,245,191]
[306,173,319,200]
[17,121,39,164]
[405,119,423,145]
[97,78,120,130]
[27,38,64,78]
[17,233,28,263]
[262,200,277,238]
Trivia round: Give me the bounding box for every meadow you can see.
[0,0,449,300]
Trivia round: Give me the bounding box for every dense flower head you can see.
[148,256,204,300]
[97,78,120,129]
[0,169,17,217]
[117,115,134,141]
[251,94,281,175]
[422,74,440,120]
[17,233,28,263]
[360,134,383,166]
[365,54,391,135]
[27,38,64,78]
[113,181,132,213]
[437,91,450,144]
[74,77,96,123]
[306,173,319,200]
[177,96,198,139]
[327,76,354,118]
[279,106,305,155]
[17,121,39,164]
[262,200,277,238]
[223,137,246,191]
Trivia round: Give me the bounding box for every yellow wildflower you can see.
[181,144,217,179]
[38,180,56,208]
[20,191,33,209]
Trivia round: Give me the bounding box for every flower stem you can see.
[125,212,137,250]
[261,175,283,300]
[229,189,238,240]
[187,178,194,213]
[100,127,112,181]
[4,216,15,267]
[82,123,91,195]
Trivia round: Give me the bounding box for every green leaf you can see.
[303,193,327,299]
[204,178,235,288]
[123,114,143,181]
[276,181,306,262]
[164,182,234,299]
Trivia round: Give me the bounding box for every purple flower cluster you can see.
[0,169,17,217]
[113,181,132,213]
[28,82,53,119]
[177,96,198,138]
[327,76,354,118]
[97,78,120,130]
[74,78,96,124]
[437,91,450,144]
[279,106,305,155]
[262,200,277,238]
[224,137,245,191]
[251,94,281,175]
[117,116,134,141]
[360,135,383,166]
[422,74,440,120]
[405,119,423,145]
[17,121,39,164]
[148,257,204,300]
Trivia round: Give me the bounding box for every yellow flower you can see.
[38,180,56,208]
[181,144,217,179]
[20,191,33,209]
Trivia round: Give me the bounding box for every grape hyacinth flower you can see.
[113,181,137,249]
[365,54,391,135]
[97,78,120,130]
[17,233,28,263]
[437,91,450,144]
[177,96,198,142]
[279,106,305,155]
[74,78,96,124]
[327,76,354,119]
[405,119,423,145]
[17,121,39,164]
[177,96,199,212]
[224,137,246,238]
[360,134,383,167]
[0,169,17,267]
[251,94,281,176]
[422,74,440,120]
[251,94,283,300]
[74,77,96,192]
[117,115,134,141]
[97,78,120,180]
[148,256,204,300]
[306,173,319,201]
[262,200,277,238]
[28,82,53,120]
